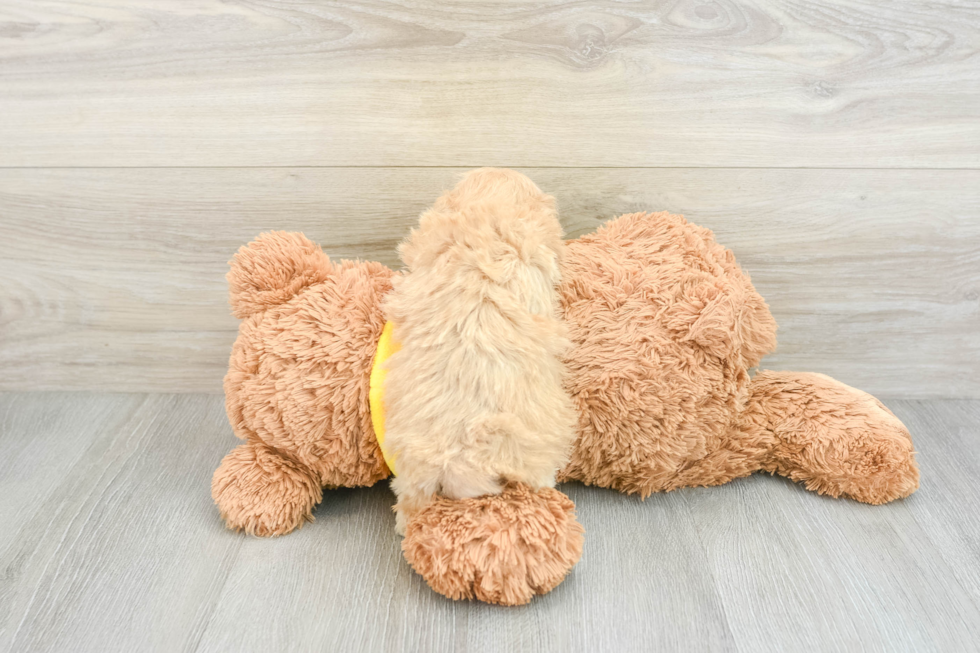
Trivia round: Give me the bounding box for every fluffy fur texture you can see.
[212,169,919,605]
[382,169,578,534]
[744,371,918,504]
[213,232,391,536]
[556,211,918,503]
[402,482,584,606]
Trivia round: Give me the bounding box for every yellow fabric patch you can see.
[369,321,401,476]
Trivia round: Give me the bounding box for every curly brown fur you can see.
[212,440,322,536]
[214,232,392,535]
[227,231,334,319]
[557,211,778,495]
[556,211,918,504]
[749,371,919,504]
[402,483,584,606]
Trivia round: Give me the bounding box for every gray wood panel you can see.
[0,393,977,652]
[1,0,978,167]
[1,167,977,397]
[0,393,243,653]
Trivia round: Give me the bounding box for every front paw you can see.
[401,483,584,605]
[212,441,322,536]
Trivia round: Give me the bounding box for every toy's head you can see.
[223,231,394,488]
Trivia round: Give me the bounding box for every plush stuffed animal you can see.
[212,169,919,606]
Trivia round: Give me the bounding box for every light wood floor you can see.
[0,393,978,652]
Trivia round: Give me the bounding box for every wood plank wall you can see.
[1,1,978,396]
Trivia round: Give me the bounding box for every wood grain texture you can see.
[1,0,978,167]
[0,393,977,652]
[0,393,243,653]
[1,167,977,396]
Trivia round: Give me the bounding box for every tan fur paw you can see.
[212,441,322,536]
[401,483,584,606]
[804,418,920,505]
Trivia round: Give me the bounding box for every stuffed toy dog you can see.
[212,169,919,606]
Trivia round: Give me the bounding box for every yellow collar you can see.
[369,321,400,476]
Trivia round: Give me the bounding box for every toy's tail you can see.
[227,231,333,319]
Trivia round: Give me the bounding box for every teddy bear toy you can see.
[212,168,919,606]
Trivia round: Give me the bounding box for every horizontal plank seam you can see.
[2,391,975,401]
[1,166,979,171]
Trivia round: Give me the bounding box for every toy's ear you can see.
[227,231,333,319]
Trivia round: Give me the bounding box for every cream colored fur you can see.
[382,168,578,534]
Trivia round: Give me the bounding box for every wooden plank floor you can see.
[0,392,977,652]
